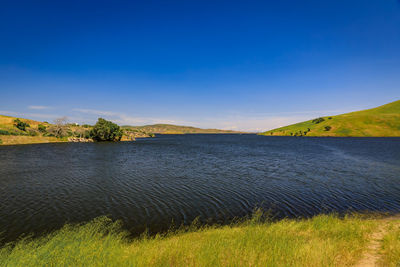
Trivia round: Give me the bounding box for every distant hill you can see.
[260,100,400,137]
[0,115,242,145]
[122,124,241,134]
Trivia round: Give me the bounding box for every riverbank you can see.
[1,213,399,266]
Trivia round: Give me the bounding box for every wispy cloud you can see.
[0,110,60,120]
[72,108,185,126]
[72,108,119,117]
[28,105,52,110]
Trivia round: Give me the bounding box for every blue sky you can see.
[1,0,399,131]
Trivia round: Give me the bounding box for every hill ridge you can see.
[260,100,400,137]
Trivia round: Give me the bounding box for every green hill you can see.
[123,124,241,134]
[260,100,400,137]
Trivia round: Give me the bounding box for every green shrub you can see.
[324,126,332,131]
[84,130,91,139]
[38,124,47,133]
[90,118,123,142]
[28,129,38,136]
[312,117,325,124]
[0,130,25,136]
[14,119,30,131]
[0,139,2,144]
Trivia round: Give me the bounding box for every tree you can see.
[48,117,68,137]
[324,126,332,131]
[14,119,30,131]
[90,118,122,141]
[74,127,87,138]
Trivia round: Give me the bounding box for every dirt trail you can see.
[354,216,400,267]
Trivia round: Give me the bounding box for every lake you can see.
[1,134,399,243]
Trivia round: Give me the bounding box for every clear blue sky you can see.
[1,0,399,131]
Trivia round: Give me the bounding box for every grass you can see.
[0,213,385,266]
[260,99,400,137]
[379,220,400,266]
[0,135,65,145]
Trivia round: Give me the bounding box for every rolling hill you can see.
[260,100,400,137]
[122,124,241,134]
[0,115,241,145]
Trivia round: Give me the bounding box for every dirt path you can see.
[354,216,400,267]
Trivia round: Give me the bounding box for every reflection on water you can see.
[0,135,399,243]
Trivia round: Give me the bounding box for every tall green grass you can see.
[379,220,400,266]
[0,213,379,266]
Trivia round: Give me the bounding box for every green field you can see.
[260,100,400,137]
[1,213,399,266]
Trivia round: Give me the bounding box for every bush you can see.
[0,130,25,136]
[324,126,332,131]
[14,119,30,131]
[90,118,123,142]
[0,139,2,144]
[84,130,91,139]
[0,130,10,135]
[28,129,39,136]
[312,117,325,124]
[38,124,47,133]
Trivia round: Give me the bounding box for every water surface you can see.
[1,135,399,243]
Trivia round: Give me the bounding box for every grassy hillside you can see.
[0,115,63,145]
[123,124,240,134]
[1,213,399,266]
[260,100,400,137]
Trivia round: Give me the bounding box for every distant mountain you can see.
[122,124,241,134]
[260,100,400,137]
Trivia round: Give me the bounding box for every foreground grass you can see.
[0,214,384,266]
[379,219,400,266]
